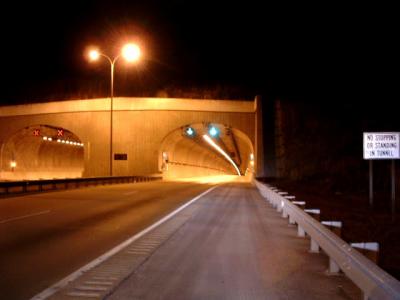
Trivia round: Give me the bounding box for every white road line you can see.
[123,191,138,196]
[66,291,101,297]
[30,185,218,300]
[0,210,51,224]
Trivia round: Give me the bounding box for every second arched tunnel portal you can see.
[0,97,264,180]
[160,123,254,178]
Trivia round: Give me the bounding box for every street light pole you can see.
[109,56,119,177]
[88,43,141,177]
[98,54,120,177]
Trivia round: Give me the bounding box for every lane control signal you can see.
[184,126,196,137]
[208,126,219,138]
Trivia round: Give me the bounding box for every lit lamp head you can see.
[122,43,141,62]
[88,49,100,61]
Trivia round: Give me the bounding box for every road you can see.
[108,182,361,300]
[0,180,213,300]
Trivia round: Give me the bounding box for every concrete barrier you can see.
[0,176,162,196]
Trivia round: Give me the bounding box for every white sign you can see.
[363,132,400,160]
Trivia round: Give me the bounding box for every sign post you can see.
[392,160,396,218]
[369,160,373,207]
[363,132,399,219]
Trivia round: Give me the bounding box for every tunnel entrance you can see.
[0,125,84,181]
[159,123,254,179]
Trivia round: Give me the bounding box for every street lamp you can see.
[88,43,141,176]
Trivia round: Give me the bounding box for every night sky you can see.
[0,1,398,106]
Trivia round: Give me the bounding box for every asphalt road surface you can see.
[0,180,213,300]
[107,182,361,300]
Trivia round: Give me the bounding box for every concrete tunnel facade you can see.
[0,97,264,180]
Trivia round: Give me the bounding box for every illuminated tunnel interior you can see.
[0,125,84,181]
[159,123,254,179]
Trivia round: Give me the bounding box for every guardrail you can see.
[0,175,162,195]
[254,180,400,300]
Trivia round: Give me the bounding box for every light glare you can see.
[89,49,100,61]
[209,126,219,137]
[185,127,195,136]
[203,134,241,176]
[122,43,141,62]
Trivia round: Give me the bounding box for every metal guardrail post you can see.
[329,258,340,274]
[297,225,305,237]
[310,239,320,253]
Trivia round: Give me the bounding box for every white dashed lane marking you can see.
[0,210,51,224]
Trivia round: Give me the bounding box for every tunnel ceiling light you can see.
[10,161,17,168]
[208,126,219,138]
[250,153,254,160]
[41,137,83,146]
[202,134,241,176]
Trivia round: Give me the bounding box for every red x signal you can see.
[57,129,64,137]
[33,129,40,136]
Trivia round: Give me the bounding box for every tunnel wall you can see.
[159,124,239,179]
[0,97,261,178]
[1,125,84,180]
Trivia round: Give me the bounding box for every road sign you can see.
[33,129,40,136]
[363,132,400,160]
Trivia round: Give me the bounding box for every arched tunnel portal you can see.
[159,123,254,179]
[0,125,84,180]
